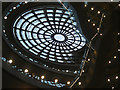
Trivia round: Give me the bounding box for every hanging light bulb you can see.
[118,4,120,7]
[97,11,101,14]
[84,4,87,7]
[88,58,90,61]
[88,19,90,22]
[24,69,28,73]
[78,82,82,85]
[25,1,28,3]
[13,7,16,9]
[8,59,13,64]
[91,7,94,11]
[114,56,116,59]
[108,61,111,64]
[97,28,100,31]
[115,76,118,79]
[93,23,96,26]
[112,87,114,89]
[100,33,102,36]
[41,75,45,79]
[4,16,7,19]
[67,81,70,85]
[55,79,58,83]
[107,79,110,82]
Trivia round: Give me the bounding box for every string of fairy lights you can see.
[107,32,120,89]
[2,0,120,88]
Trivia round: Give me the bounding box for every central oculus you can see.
[54,34,65,42]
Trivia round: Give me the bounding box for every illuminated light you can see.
[66,70,69,72]
[74,70,77,74]
[114,56,116,59]
[100,33,102,36]
[118,4,120,7]
[84,4,87,7]
[115,76,118,79]
[107,79,110,82]
[88,58,90,61]
[118,33,120,35]
[25,1,28,3]
[111,0,113,1]
[41,75,45,79]
[67,81,70,85]
[88,19,90,22]
[112,87,114,89]
[97,28,100,31]
[3,30,5,33]
[13,7,16,9]
[78,82,82,85]
[24,69,28,73]
[118,49,120,51]
[97,11,101,14]
[55,79,58,83]
[104,15,106,18]
[4,16,7,19]
[82,70,85,72]
[8,60,13,64]
[93,23,95,26]
[108,61,111,64]
[91,7,94,11]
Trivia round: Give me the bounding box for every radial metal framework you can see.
[13,7,86,64]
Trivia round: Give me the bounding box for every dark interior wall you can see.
[2,69,37,88]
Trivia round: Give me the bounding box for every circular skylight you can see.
[13,7,86,64]
[54,34,65,42]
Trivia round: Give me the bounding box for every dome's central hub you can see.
[54,34,65,42]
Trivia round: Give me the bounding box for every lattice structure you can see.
[13,7,86,64]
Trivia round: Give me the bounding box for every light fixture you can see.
[108,61,111,64]
[107,79,110,82]
[111,0,113,1]
[67,81,70,85]
[24,69,28,73]
[66,70,69,72]
[4,16,7,19]
[91,7,94,11]
[74,70,77,73]
[13,7,16,9]
[114,56,116,59]
[8,59,13,64]
[97,11,100,14]
[88,58,90,61]
[93,23,95,26]
[82,70,85,72]
[84,4,87,7]
[25,1,28,3]
[3,30,5,33]
[100,33,102,36]
[112,87,114,89]
[118,4,120,7]
[97,28,100,31]
[88,19,90,22]
[55,79,58,83]
[78,82,82,85]
[104,15,106,18]
[115,76,118,79]
[41,75,45,79]
[118,49,120,51]
[118,33,120,35]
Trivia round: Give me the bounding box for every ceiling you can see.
[2,1,120,89]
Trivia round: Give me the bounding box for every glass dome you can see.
[13,7,86,64]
